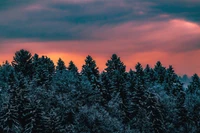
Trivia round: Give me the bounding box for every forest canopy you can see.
[0,49,199,133]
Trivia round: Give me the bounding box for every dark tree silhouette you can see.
[12,49,33,78]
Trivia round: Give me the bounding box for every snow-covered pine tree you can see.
[0,61,14,90]
[32,55,55,88]
[43,108,66,133]
[185,74,200,132]
[0,69,22,133]
[67,61,78,75]
[164,65,180,95]
[81,55,100,90]
[103,54,128,125]
[144,64,155,87]
[154,61,166,84]
[12,49,33,78]
[56,58,66,72]
[145,92,164,133]
[104,54,127,98]
[74,104,123,133]
[124,63,146,126]
[134,63,145,88]
[187,74,200,94]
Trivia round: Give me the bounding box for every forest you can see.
[0,49,199,133]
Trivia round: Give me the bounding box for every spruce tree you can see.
[12,49,33,78]
[0,61,14,89]
[144,64,155,86]
[81,55,100,90]
[154,61,166,84]
[56,58,66,72]
[104,54,126,96]
[164,65,180,94]
[188,74,200,94]
[67,61,78,75]
[0,67,22,133]
[135,62,145,88]
[32,55,55,88]
[104,54,128,124]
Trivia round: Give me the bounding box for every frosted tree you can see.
[187,74,200,94]
[103,54,128,125]
[43,108,66,133]
[0,61,14,89]
[67,61,78,75]
[0,92,22,133]
[134,63,145,87]
[81,55,100,90]
[12,49,33,78]
[32,55,55,88]
[104,54,127,98]
[56,58,66,72]
[185,74,200,132]
[144,64,155,86]
[164,65,180,95]
[125,63,165,132]
[0,70,22,133]
[74,104,123,133]
[154,61,166,84]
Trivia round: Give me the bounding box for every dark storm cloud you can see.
[0,0,199,47]
[0,0,162,41]
[0,0,200,75]
[146,0,200,23]
[0,0,34,11]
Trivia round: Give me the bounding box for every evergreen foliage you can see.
[32,55,55,88]
[12,49,33,78]
[56,58,66,72]
[0,49,199,133]
[81,55,100,90]
[67,61,78,75]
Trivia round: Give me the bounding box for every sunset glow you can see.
[0,0,200,76]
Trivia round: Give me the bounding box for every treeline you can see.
[0,49,200,133]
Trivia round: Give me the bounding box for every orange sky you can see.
[0,19,200,76]
[1,1,200,76]
[0,38,200,76]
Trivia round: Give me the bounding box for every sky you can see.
[0,0,200,76]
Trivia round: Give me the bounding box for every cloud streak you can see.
[0,0,199,75]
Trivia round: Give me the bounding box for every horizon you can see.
[0,48,195,77]
[0,0,200,76]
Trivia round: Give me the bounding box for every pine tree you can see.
[32,55,55,88]
[0,61,14,89]
[0,70,22,133]
[123,69,136,124]
[12,49,33,78]
[44,109,66,133]
[104,54,128,125]
[164,65,180,94]
[146,93,164,133]
[144,64,155,86]
[185,74,200,131]
[104,54,126,96]
[23,85,51,133]
[56,58,66,72]
[100,72,112,103]
[187,74,200,94]
[0,94,22,133]
[154,61,166,84]
[135,63,145,88]
[67,61,78,75]
[81,55,100,90]
[165,66,179,82]
[74,104,123,133]
[23,103,44,133]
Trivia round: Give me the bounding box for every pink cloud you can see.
[0,19,200,76]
